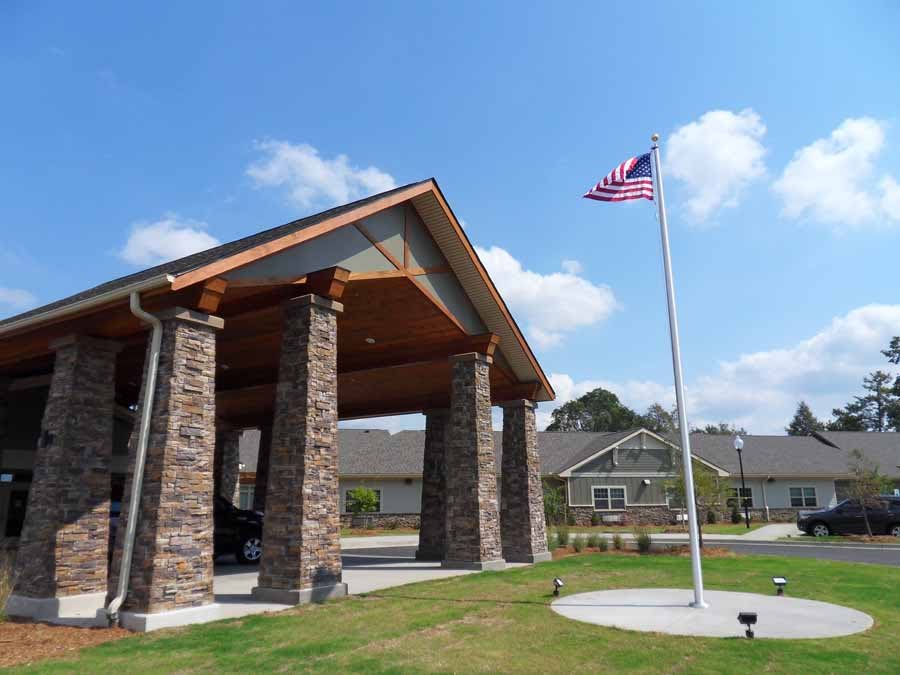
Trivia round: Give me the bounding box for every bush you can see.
[543,482,566,526]
[611,533,624,551]
[546,530,558,551]
[635,527,652,554]
[346,486,379,515]
[597,536,609,552]
[0,550,14,618]
[572,536,584,553]
[707,509,718,525]
[586,533,601,549]
[730,503,742,524]
[557,527,571,548]
[590,511,601,527]
[566,511,576,526]
[385,520,399,530]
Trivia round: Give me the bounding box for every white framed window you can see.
[727,487,753,508]
[789,486,818,508]
[345,488,382,513]
[592,486,626,511]
[239,484,255,511]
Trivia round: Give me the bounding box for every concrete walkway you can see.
[551,588,874,639]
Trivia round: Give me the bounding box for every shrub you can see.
[730,502,742,524]
[385,519,399,530]
[590,511,601,527]
[566,511,577,526]
[611,533,624,551]
[543,482,566,526]
[0,550,14,618]
[546,530,558,551]
[597,536,609,552]
[586,533,601,549]
[346,486,379,515]
[635,527,652,554]
[557,527,571,548]
[707,509,718,525]
[572,536,584,553]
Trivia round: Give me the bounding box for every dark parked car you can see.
[797,496,900,537]
[109,496,264,564]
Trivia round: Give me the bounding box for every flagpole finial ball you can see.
[651,133,660,143]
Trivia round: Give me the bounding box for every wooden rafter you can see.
[195,277,228,314]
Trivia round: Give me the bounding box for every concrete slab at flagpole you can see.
[551,589,873,639]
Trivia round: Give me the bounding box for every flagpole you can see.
[650,133,707,609]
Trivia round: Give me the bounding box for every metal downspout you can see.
[106,292,163,624]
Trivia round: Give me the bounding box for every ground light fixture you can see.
[553,578,564,596]
[737,612,758,639]
[772,576,788,596]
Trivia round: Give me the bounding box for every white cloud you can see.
[0,287,37,311]
[119,214,220,266]
[561,259,583,275]
[475,245,619,349]
[247,140,397,209]
[773,117,900,229]
[666,109,767,222]
[543,304,900,434]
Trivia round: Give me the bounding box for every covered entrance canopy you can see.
[0,178,553,630]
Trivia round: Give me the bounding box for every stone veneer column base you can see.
[505,551,553,564]
[5,591,108,628]
[441,559,506,571]
[250,582,349,605]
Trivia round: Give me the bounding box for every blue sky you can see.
[3,2,900,433]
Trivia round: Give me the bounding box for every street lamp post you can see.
[734,435,750,529]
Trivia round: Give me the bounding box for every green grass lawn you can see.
[565,523,764,535]
[17,552,900,674]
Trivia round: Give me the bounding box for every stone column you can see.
[252,294,347,605]
[500,400,550,563]
[7,336,121,626]
[415,409,449,560]
[253,423,273,512]
[442,353,504,570]
[108,308,222,629]
[215,428,242,505]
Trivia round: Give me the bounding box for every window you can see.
[345,489,382,513]
[239,485,255,511]
[592,486,626,511]
[789,487,818,508]
[727,487,753,508]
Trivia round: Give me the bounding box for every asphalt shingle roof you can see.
[0,180,432,328]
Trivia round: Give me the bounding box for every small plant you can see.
[586,533,601,549]
[557,526,571,548]
[566,511,576,526]
[546,530,558,551]
[572,536,584,553]
[346,486,379,515]
[597,536,609,552]
[707,509,718,525]
[730,502,742,524]
[611,533,624,551]
[590,511,601,527]
[385,519,399,530]
[635,527,652,554]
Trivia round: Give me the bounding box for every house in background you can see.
[237,427,900,528]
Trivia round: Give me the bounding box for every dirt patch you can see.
[0,619,130,668]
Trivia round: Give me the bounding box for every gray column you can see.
[253,423,272,512]
[500,400,551,563]
[108,308,222,625]
[253,294,347,605]
[7,336,121,625]
[415,409,449,560]
[442,352,504,570]
[215,428,242,505]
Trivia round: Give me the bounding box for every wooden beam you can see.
[195,277,228,314]
[305,266,350,300]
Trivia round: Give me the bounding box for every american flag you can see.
[583,153,654,202]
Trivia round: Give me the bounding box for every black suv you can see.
[109,496,264,564]
[797,496,900,537]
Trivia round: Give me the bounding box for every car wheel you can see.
[811,522,831,537]
[237,535,263,564]
[888,524,900,538]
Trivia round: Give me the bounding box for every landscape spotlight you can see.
[737,612,757,639]
[553,577,564,597]
[772,576,787,596]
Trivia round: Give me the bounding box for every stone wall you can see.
[109,310,220,614]
[444,353,503,566]
[340,513,420,529]
[567,505,675,527]
[256,295,343,594]
[214,429,241,505]
[12,336,119,600]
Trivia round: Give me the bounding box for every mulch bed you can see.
[0,618,130,668]
[551,545,736,561]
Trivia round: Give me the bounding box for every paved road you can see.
[343,543,900,567]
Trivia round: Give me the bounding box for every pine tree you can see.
[786,401,825,436]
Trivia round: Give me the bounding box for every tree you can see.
[664,454,731,548]
[786,401,825,436]
[542,480,566,526]
[828,399,868,431]
[692,422,748,435]
[847,448,892,536]
[546,387,641,432]
[829,370,898,432]
[640,403,678,434]
[345,486,379,515]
